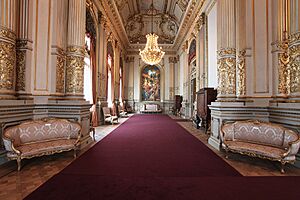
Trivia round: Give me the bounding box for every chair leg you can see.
[17,158,21,171]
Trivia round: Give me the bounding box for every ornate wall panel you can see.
[288,32,300,94]
[15,40,28,91]
[56,48,65,93]
[0,27,16,92]
[65,46,85,95]
[237,49,246,96]
[217,48,236,96]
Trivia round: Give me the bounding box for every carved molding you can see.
[278,32,300,96]
[65,46,85,95]
[237,49,246,96]
[217,48,236,96]
[126,56,134,63]
[15,39,28,92]
[16,50,26,91]
[56,50,65,94]
[288,32,300,94]
[125,12,178,44]
[168,56,178,63]
[0,27,16,92]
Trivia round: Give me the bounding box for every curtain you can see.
[90,41,98,127]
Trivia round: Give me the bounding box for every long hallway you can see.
[11,115,300,200]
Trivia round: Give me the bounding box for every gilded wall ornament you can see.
[16,50,26,91]
[56,53,65,93]
[65,46,85,95]
[0,27,16,91]
[217,48,236,96]
[237,49,246,96]
[288,32,300,94]
[15,39,28,92]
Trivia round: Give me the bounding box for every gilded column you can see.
[0,0,17,97]
[277,0,290,96]
[288,0,300,95]
[65,0,86,97]
[217,0,236,99]
[236,0,247,97]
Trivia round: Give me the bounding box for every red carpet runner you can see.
[25,114,300,200]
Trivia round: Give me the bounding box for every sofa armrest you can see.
[3,138,21,155]
[284,138,300,157]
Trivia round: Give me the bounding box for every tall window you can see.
[107,54,113,107]
[84,34,92,104]
[119,67,123,106]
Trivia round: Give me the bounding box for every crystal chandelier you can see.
[139,0,165,65]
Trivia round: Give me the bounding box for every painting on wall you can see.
[141,65,160,101]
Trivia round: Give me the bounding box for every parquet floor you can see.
[0,114,299,200]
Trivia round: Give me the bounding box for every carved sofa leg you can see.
[17,158,21,171]
[73,149,77,158]
[280,162,286,174]
[224,148,229,159]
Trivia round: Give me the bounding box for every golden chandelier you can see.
[139,33,165,65]
[139,0,165,65]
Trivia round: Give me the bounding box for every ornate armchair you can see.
[102,107,118,124]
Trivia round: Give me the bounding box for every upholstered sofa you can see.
[140,104,162,113]
[220,120,300,173]
[2,118,81,171]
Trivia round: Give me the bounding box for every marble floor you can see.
[0,114,299,200]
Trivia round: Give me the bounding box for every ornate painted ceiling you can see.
[100,0,205,50]
[115,0,190,44]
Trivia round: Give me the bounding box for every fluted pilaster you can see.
[65,0,86,96]
[217,0,236,99]
[169,57,177,100]
[0,0,17,97]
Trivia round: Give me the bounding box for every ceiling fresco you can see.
[114,0,191,44]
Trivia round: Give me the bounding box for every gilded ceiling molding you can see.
[174,0,205,51]
[217,48,236,96]
[100,0,129,47]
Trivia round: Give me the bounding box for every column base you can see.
[208,136,221,151]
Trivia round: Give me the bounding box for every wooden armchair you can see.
[102,107,118,125]
[118,105,128,117]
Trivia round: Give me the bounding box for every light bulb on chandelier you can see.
[139,0,165,65]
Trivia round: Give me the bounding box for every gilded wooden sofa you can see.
[140,104,162,113]
[220,120,300,173]
[2,118,81,171]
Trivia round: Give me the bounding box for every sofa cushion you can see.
[18,120,73,144]
[225,141,286,160]
[233,122,285,147]
[16,139,77,158]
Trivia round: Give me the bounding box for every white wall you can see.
[207,3,218,89]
